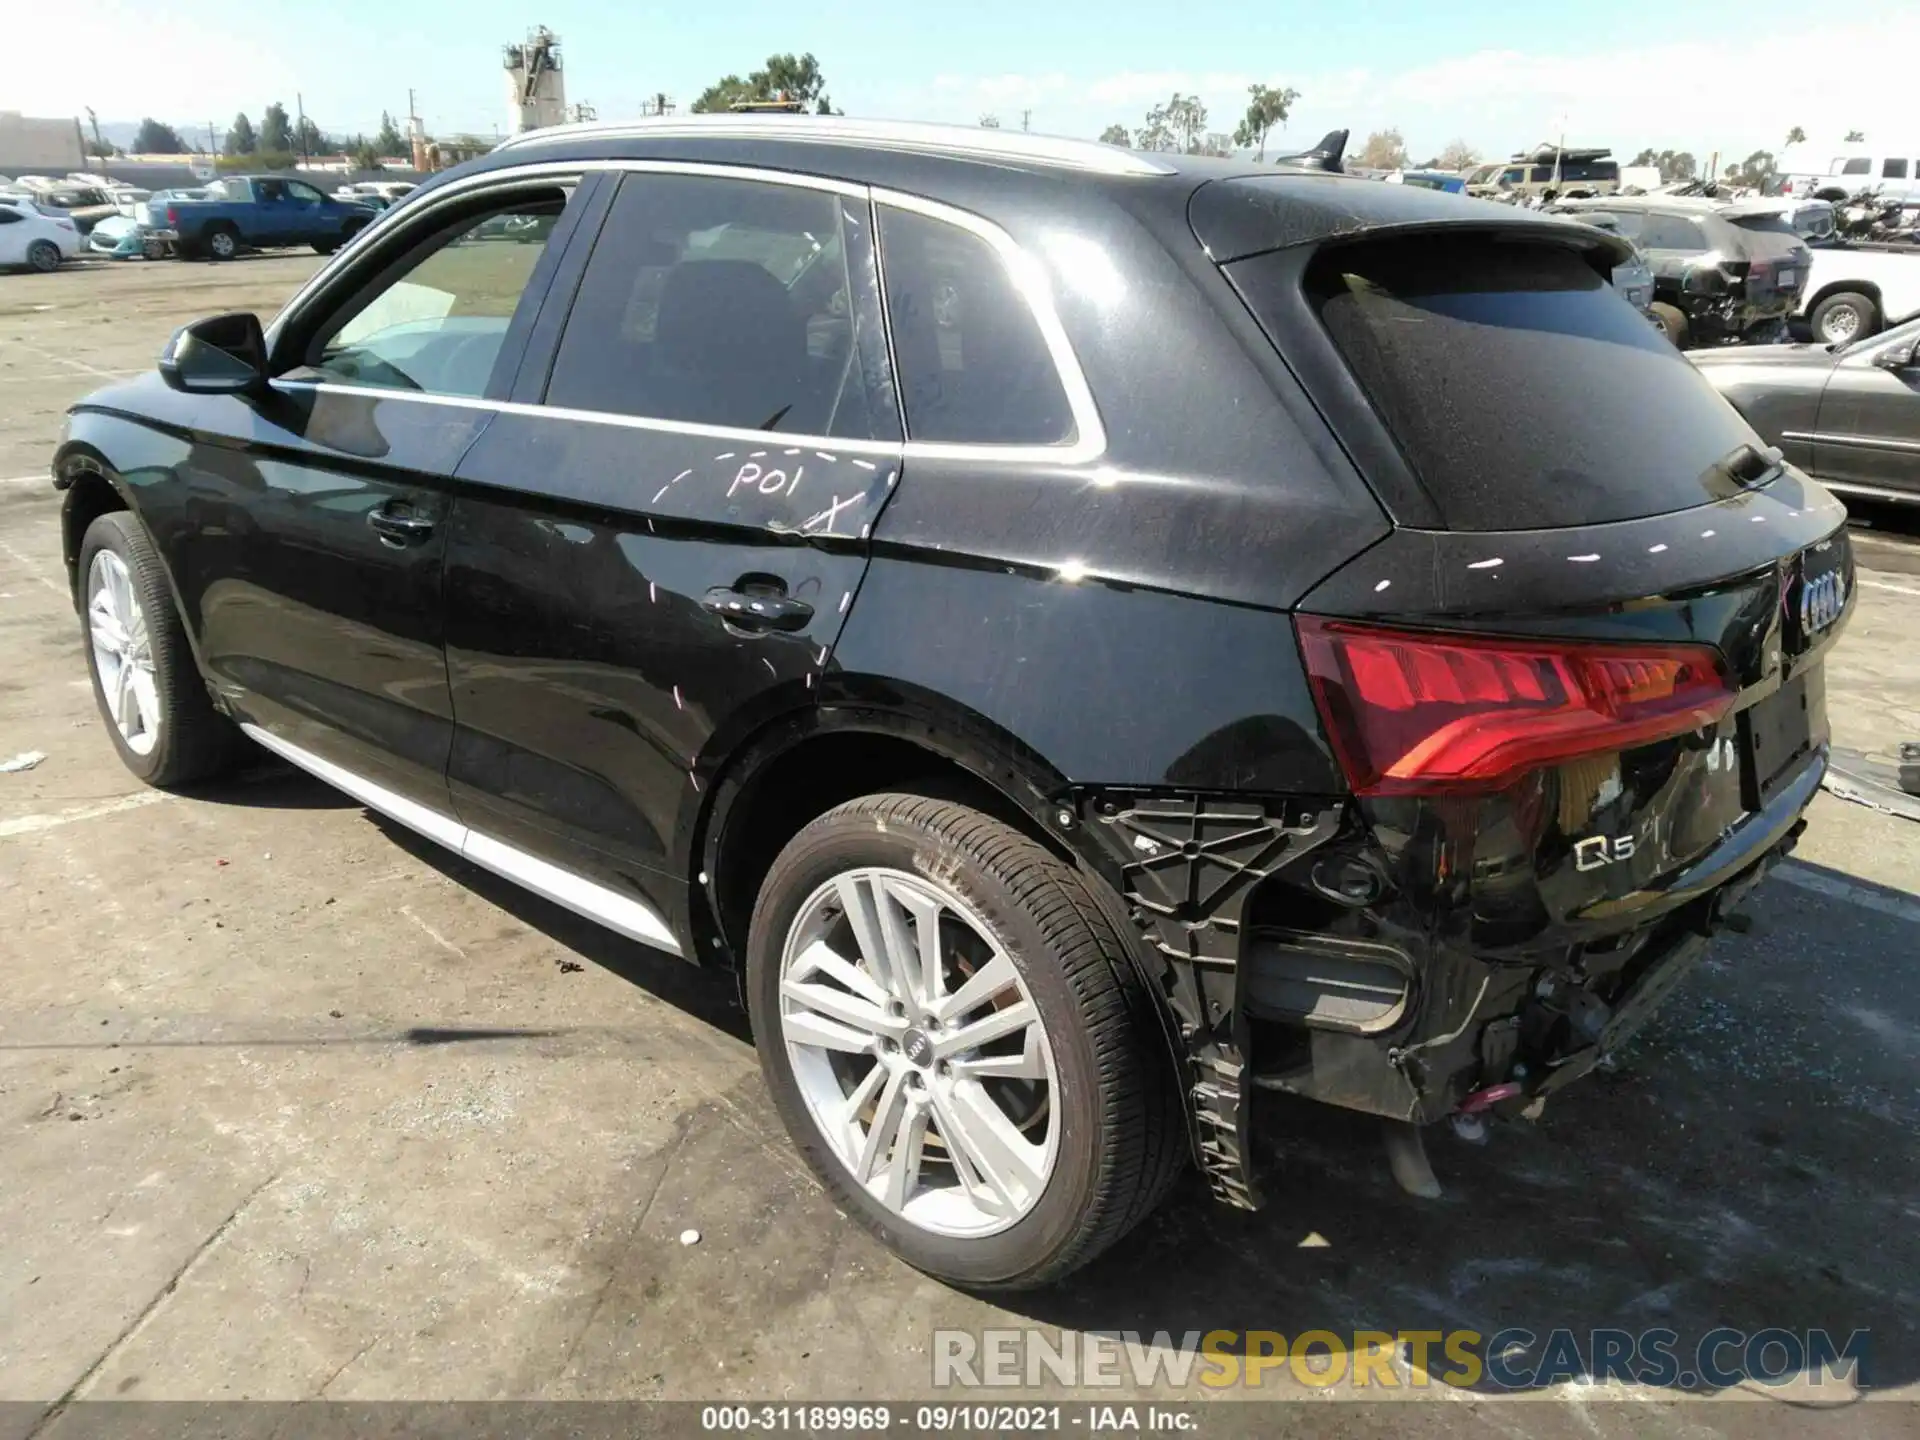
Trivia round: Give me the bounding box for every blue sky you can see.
[28,0,1917,167]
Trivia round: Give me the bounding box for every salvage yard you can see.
[2,257,1919,1431]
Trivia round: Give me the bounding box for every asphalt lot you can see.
[2,254,1918,1432]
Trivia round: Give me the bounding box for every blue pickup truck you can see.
[149,175,380,261]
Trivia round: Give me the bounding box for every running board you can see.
[239,724,682,956]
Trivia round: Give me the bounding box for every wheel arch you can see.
[690,685,1088,973]
[54,445,131,607]
[1806,278,1882,314]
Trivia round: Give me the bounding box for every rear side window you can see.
[1838,157,1871,176]
[546,174,896,440]
[1637,214,1706,251]
[878,205,1073,446]
[1885,158,1910,179]
[1233,236,1761,530]
[1727,213,1805,255]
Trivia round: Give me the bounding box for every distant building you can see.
[0,111,84,173]
[503,28,566,134]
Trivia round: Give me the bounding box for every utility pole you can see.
[84,106,106,160]
[296,91,309,163]
[1021,109,1031,132]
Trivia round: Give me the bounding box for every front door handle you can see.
[368,506,436,547]
[703,585,813,632]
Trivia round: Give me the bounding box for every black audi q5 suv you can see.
[51,118,1853,1288]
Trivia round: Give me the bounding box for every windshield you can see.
[1231,234,1765,530]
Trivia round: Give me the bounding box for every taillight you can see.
[1296,617,1734,797]
[165,206,178,225]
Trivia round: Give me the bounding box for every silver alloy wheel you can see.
[1821,304,1861,342]
[778,867,1060,1238]
[28,240,60,273]
[87,550,161,756]
[208,230,237,259]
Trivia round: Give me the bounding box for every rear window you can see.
[1727,213,1806,257]
[1230,236,1762,531]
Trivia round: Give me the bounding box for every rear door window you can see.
[1838,157,1871,176]
[545,173,896,440]
[1884,158,1910,179]
[1228,235,1762,530]
[1637,214,1706,251]
[877,204,1075,446]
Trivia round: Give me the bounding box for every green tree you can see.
[1231,82,1299,161]
[1844,129,1865,143]
[1097,123,1130,146]
[1730,149,1775,188]
[294,116,326,157]
[347,136,381,172]
[1785,125,1806,148]
[374,111,406,156]
[1437,138,1478,171]
[131,118,185,153]
[1355,128,1409,170]
[1138,94,1207,153]
[259,102,293,154]
[225,112,257,156]
[692,52,830,113]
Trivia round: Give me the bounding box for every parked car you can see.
[1554,196,1811,347]
[0,198,81,272]
[87,212,166,260]
[1693,317,1920,505]
[1468,144,1620,201]
[50,118,1854,1289]
[1794,244,1920,343]
[149,175,379,260]
[1784,147,1920,205]
[1389,169,1466,195]
[1561,211,1657,316]
[31,185,120,236]
[0,201,81,271]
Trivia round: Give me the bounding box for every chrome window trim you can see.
[241,723,682,955]
[491,115,1175,177]
[270,158,867,340]
[269,378,909,460]
[871,187,1107,465]
[272,159,1106,468]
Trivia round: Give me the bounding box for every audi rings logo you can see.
[1800,570,1847,636]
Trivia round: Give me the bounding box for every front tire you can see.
[78,512,238,788]
[27,240,61,273]
[748,793,1185,1289]
[1810,290,1879,345]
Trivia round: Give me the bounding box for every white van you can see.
[1785,146,1920,203]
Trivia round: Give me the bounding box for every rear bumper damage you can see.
[1077,749,1825,1208]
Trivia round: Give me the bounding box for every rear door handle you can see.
[703,585,813,632]
[368,507,436,546]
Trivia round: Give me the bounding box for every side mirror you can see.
[159,312,267,395]
[1872,342,1918,371]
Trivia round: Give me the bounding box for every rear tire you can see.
[1649,301,1690,348]
[77,512,239,788]
[747,793,1186,1289]
[204,225,239,262]
[312,240,339,256]
[27,240,60,273]
[1810,291,1879,345]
